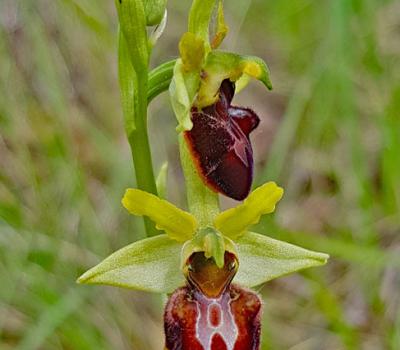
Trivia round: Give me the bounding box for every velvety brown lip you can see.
[184,79,260,201]
[164,283,262,350]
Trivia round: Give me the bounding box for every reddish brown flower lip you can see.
[164,252,262,350]
[164,283,261,350]
[184,79,260,201]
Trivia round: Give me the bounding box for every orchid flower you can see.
[78,1,329,349]
[78,183,328,349]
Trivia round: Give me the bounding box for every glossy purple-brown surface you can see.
[184,80,260,201]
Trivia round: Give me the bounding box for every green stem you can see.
[128,70,159,237]
[179,135,220,227]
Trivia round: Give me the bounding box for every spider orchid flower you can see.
[78,183,328,349]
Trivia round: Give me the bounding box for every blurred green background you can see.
[1,0,400,349]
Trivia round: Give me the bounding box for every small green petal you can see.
[169,59,200,132]
[122,188,197,242]
[77,235,184,293]
[188,0,216,51]
[211,0,228,49]
[233,232,329,287]
[196,51,272,108]
[215,182,284,240]
[179,32,205,72]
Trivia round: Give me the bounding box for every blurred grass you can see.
[1,0,399,349]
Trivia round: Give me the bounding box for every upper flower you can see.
[169,24,272,201]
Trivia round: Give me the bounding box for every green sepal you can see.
[77,235,184,293]
[144,0,167,26]
[118,30,136,133]
[234,232,329,287]
[147,59,176,104]
[181,227,236,269]
[197,51,273,108]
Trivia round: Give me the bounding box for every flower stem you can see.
[179,135,220,227]
[128,70,159,237]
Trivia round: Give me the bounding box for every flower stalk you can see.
[116,0,162,236]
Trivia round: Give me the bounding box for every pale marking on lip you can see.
[194,290,238,350]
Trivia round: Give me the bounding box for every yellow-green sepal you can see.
[215,182,284,240]
[234,232,329,287]
[122,188,197,242]
[77,235,184,293]
[196,51,273,108]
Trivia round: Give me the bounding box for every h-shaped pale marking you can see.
[194,290,238,350]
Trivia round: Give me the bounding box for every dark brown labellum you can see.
[184,79,260,201]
